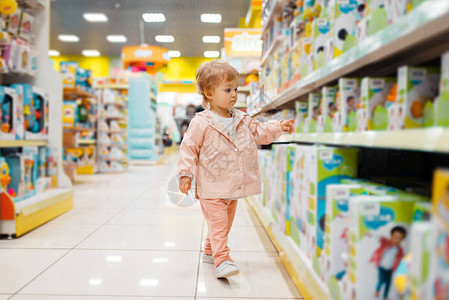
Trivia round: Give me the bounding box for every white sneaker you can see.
[215,260,239,278]
[202,252,214,264]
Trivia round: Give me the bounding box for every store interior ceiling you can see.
[50,0,251,57]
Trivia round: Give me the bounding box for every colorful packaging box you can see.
[432,169,449,226]
[23,86,49,140]
[357,77,396,131]
[295,101,308,133]
[4,152,25,202]
[385,0,407,24]
[413,201,432,221]
[322,183,369,297]
[348,195,419,300]
[436,51,449,127]
[60,61,78,89]
[300,37,312,79]
[312,17,330,70]
[305,93,321,133]
[409,221,434,300]
[431,216,449,300]
[334,78,361,132]
[329,0,365,58]
[317,86,337,133]
[395,66,440,129]
[46,147,58,188]
[22,146,38,199]
[367,0,389,36]
[272,144,288,233]
[307,146,359,259]
[0,86,20,140]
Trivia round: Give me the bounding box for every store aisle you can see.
[0,154,302,300]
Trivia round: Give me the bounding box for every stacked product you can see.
[293,50,448,133]
[259,0,433,105]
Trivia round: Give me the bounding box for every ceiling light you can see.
[48,50,60,57]
[155,35,174,43]
[201,13,222,23]
[58,35,79,42]
[202,36,220,43]
[107,35,127,43]
[168,50,181,57]
[83,13,108,22]
[142,13,166,22]
[204,51,220,58]
[82,50,100,57]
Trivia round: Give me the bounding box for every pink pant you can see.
[200,198,238,267]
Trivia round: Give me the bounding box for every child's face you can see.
[347,98,356,109]
[391,231,405,246]
[209,78,239,111]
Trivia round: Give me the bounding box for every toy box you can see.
[22,86,49,139]
[62,101,76,128]
[305,93,321,133]
[2,39,19,72]
[4,8,21,35]
[3,151,25,202]
[431,216,449,300]
[367,0,389,36]
[432,169,449,226]
[348,195,419,300]
[311,146,358,264]
[0,86,19,140]
[357,77,395,131]
[22,146,38,199]
[333,78,361,132]
[436,51,449,127]
[46,147,58,188]
[10,84,29,140]
[295,101,308,133]
[272,144,288,233]
[300,37,312,79]
[264,151,275,210]
[311,17,330,70]
[412,201,431,221]
[317,86,337,133]
[385,0,407,24]
[37,147,46,178]
[329,0,365,58]
[322,184,369,296]
[409,221,434,300]
[18,10,34,42]
[60,61,78,89]
[395,66,440,129]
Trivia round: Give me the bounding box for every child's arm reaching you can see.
[247,117,295,145]
[177,118,204,194]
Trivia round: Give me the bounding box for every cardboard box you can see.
[306,93,321,133]
[432,169,449,226]
[295,101,308,133]
[409,221,434,300]
[312,18,330,70]
[322,184,368,296]
[436,51,449,127]
[348,195,419,300]
[367,0,389,36]
[431,216,449,300]
[272,144,288,233]
[318,86,337,133]
[396,66,440,129]
[0,86,19,140]
[357,77,396,131]
[334,78,361,132]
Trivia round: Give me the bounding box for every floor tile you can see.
[108,208,204,226]
[76,224,203,251]
[50,207,121,225]
[19,250,199,297]
[0,296,11,300]
[232,203,262,227]
[196,252,302,299]
[198,298,302,300]
[0,249,67,294]
[0,224,100,249]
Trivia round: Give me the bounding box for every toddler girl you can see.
[177,60,294,278]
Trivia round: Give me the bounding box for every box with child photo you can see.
[348,196,419,300]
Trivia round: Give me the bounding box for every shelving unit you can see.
[252,0,449,116]
[254,0,449,299]
[0,0,73,238]
[97,85,129,173]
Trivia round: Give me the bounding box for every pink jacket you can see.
[177,108,285,199]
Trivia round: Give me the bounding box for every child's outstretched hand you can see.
[280,119,295,134]
[179,176,192,195]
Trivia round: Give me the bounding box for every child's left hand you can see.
[280,119,295,134]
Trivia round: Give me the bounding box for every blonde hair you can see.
[195,60,239,108]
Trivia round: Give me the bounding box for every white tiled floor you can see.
[0,154,303,299]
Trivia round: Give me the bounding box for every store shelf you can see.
[246,195,330,300]
[63,127,97,132]
[260,35,284,66]
[261,0,286,34]
[101,130,127,134]
[99,157,126,162]
[290,128,449,153]
[1,188,74,237]
[255,0,449,115]
[101,116,126,121]
[102,102,127,108]
[78,139,96,145]
[94,84,129,89]
[63,88,97,100]
[0,140,47,148]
